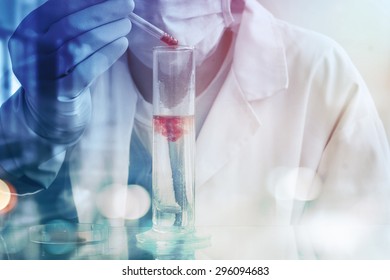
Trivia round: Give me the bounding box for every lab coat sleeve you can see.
[300,44,390,226]
[0,87,68,194]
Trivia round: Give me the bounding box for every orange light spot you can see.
[0,180,17,215]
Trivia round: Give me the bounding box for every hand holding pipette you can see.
[8,0,134,145]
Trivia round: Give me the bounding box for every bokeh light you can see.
[32,219,77,256]
[124,184,151,220]
[95,184,151,220]
[305,215,369,258]
[267,167,322,201]
[0,226,29,256]
[0,180,17,215]
[96,184,127,219]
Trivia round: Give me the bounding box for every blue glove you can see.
[8,0,134,144]
[0,0,134,192]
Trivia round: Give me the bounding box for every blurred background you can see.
[0,0,390,141]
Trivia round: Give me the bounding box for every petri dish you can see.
[29,222,108,259]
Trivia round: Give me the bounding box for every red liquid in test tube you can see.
[153,115,191,142]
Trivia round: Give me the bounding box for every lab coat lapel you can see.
[195,70,261,188]
[195,0,289,188]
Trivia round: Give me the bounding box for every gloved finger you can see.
[40,37,129,99]
[38,18,132,79]
[38,0,135,53]
[8,0,104,55]
[9,0,133,79]
[15,0,106,35]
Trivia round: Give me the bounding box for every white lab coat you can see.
[68,0,390,259]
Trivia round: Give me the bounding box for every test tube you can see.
[152,46,195,233]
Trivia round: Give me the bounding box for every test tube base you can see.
[136,228,210,260]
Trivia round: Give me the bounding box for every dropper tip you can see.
[161,33,179,46]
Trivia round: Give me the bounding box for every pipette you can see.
[128,13,178,46]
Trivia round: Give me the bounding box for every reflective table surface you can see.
[1,224,390,260]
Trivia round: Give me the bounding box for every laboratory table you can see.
[1,224,390,260]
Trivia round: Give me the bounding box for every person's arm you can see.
[0,0,135,194]
[289,38,390,259]
[299,43,390,225]
[0,87,69,194]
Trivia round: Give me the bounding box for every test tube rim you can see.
[153,45,195,53]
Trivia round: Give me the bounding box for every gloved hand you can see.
[8,0,134,144]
